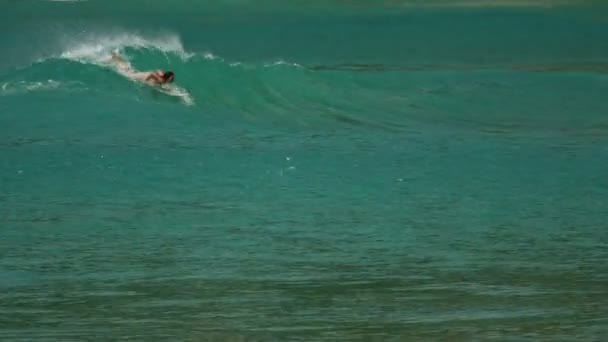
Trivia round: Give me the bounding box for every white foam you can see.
[59,32,192,64]
[203,52,219,60]
[264,60,303,68]
[25,80,59,91]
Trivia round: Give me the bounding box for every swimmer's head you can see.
[162,71,175,83]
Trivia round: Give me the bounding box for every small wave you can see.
[7,35,360,114]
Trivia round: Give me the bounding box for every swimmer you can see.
[111,52,174,85]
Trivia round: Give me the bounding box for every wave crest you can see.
[59,33,192,64]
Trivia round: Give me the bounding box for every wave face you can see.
[2,30,608,133]
[2,3,608,342]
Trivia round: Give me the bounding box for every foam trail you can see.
[0,80,80,96]
[265,60,303,68]
[159,84,195,106]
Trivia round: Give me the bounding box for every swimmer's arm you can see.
[145,73,163,83]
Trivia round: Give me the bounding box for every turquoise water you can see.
[1,1,608,340]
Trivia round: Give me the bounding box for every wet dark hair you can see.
[163,71,174,81]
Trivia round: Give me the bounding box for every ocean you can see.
[1,0,607,340]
